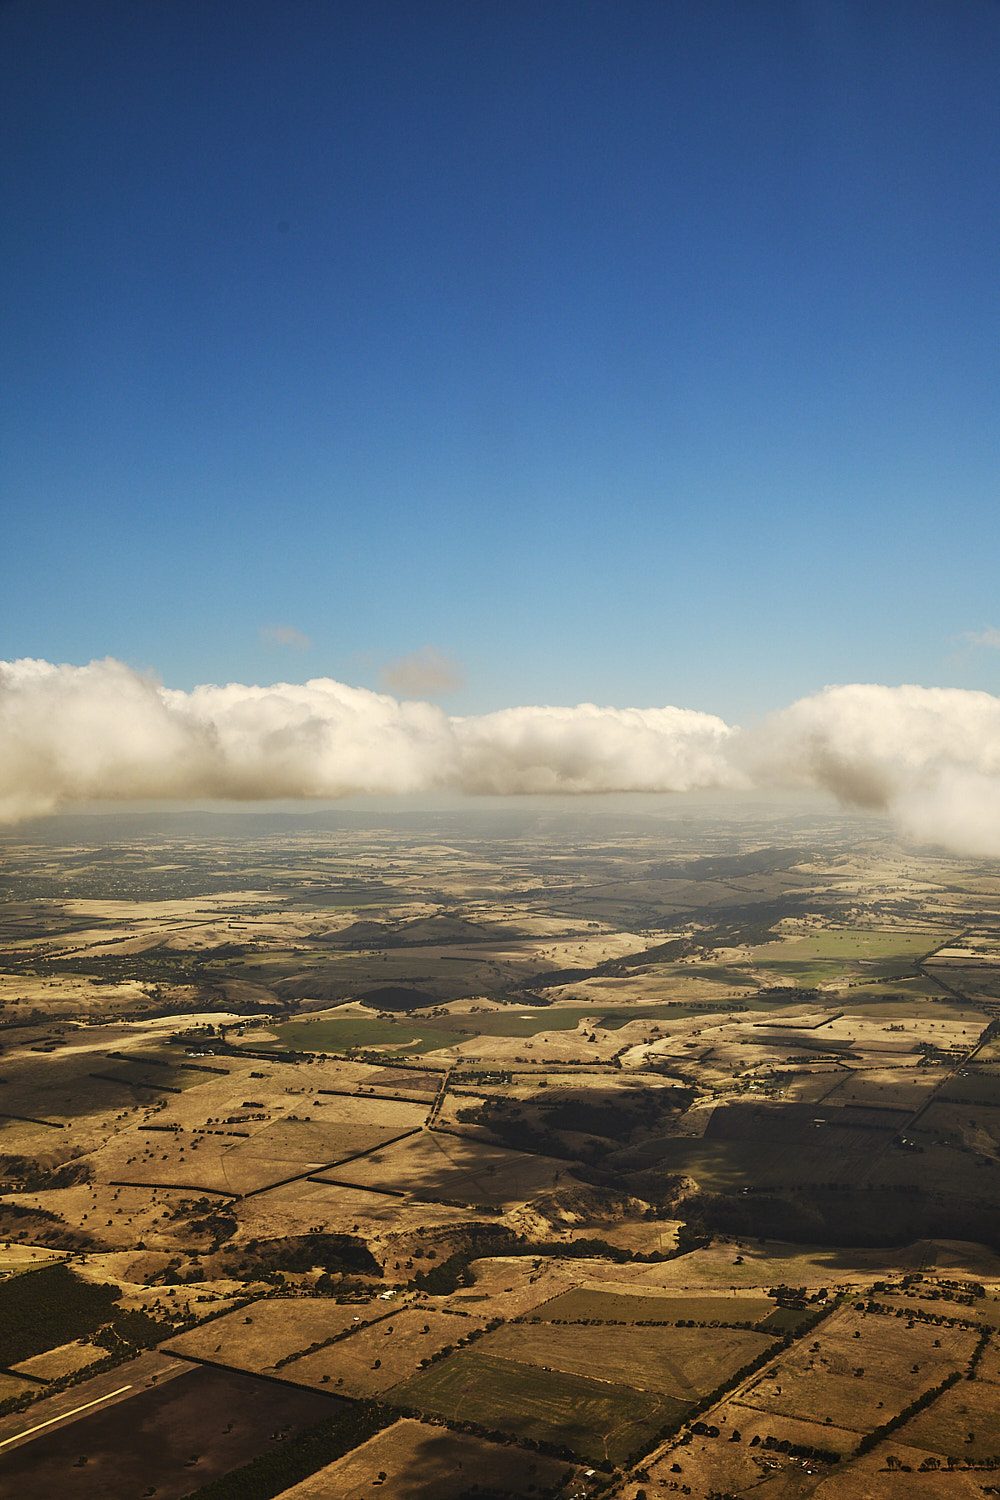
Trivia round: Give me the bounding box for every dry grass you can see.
[10,1340,105,1380]
[164,1295,387,1369]
[320,1128,566,1206]
[897,1377,1000,1463]
[273,1417,576,1500]
[282,1307,487,1396]
[735,1306,977,1432]
[530,1287,774,1324]
[478,1320,774,1400]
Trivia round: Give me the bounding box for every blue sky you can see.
[4,0,1000,724]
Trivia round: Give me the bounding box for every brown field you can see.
[623,1237,1000,1294]
[0,1362,346,1500]
[164,1295,389,1368]
[282,1306,488,1396]
[101,1087,428,1195]
[11,1339,105,1380]
[973,1329,1000,1383]
[810,1441,986,1498]
[476,1319,774,1399]
[0,1373,35,1403]
[897,1377,1000,1463]
[231,1174,475,1245]
[317,1128,567,1205]
[530,1287,775,1324]
[273,1416,578,1500]
[645,1400,858,1499]
[735,1306,977,1432]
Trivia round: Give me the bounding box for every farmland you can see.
[474,1319,776,1399]
[4,809,1000,1494]
[0,1364,348,1500]
[530,1287,776,1324]
[393,1346,686,1464]
[274,1417,579,1500]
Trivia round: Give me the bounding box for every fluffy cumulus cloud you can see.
[0,659,455,821]
[0,658,734,821]
[4,661,1000,855]
[743,682,1000,855]
[453,704,739,795]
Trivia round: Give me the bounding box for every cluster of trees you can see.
[0,1262,120,1365]
[0,1264,177,1421]
[0,1154,90,1191]
[223,1231,380,1281]
[744,1433,840,1463]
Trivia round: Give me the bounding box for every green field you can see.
[268,1015,433,1052]
[269,997,794,1056]
[532,1289,775,1325]
[749,928,945,987]
[393,1347,686,1464]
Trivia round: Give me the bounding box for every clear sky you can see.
[4,0,1000,723]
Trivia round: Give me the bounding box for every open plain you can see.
[4,808,1000,1496]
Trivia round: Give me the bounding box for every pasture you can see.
[898,1377,1000,1463]
[273,1416,577,1500]
[394,1346,686,1464]
[318,1128,566,1206]
[478,1320,775,1400]
[737,1306,977,1432]
[531,1288,775,1325]
[283,1307,487,1396]
[165,1296,388,1369]
[749,928,943,987]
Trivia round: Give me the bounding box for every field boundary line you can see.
[240,1126,425,1199]
[161,1350,369,1397]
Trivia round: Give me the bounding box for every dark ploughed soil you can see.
[0,1363,347,1500]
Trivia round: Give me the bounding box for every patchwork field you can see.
[393,1346,686,1464]
[898,1376,1000,1463]
[315,1127,567,1205]
[164,1295,389,1368]
[733,1305,977,1431]
[5,817,1000,1497]
[282,1306,489,1395]
[476,1319,776,1399]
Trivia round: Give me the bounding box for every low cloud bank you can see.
[741,682,1000,856]
[2,659,1000,854]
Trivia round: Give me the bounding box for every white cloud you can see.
[745,682,1000,851]
[454,703,740,795]
[0,658,735,821]
[5,661,1000,856]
